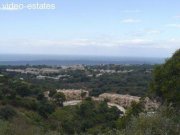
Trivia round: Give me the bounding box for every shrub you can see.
[150,49,180,107]
[52,92,66,107]
[0,105,16,120]
[116,105,180,135]
[37,101,55,118]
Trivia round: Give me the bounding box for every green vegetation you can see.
[109,105,179,135]
[50,98,121,134]
[0,49,179,134]
[53,92,66,107]
[150,49,180,107]
[0,64,154,97]
[0,75,122,134]
[0,105,16,120]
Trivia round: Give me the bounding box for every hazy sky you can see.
[0,0,180,57]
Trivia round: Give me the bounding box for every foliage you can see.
[11,97,38,110]
[0,51,179,134]
[2,64,154,97]
[13,81,31,97]
[150,49,180,107]
[123,105,179,135]
[37,93,46,101]
[0,105,16,120]
[48,89,57,97]
[37,101,55,118]
[50,99,121,134]
[116,101,143,129]
[52,92,66,107]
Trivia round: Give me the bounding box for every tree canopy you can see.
[150,49,180,107]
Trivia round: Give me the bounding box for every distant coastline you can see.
[0,54,165,65]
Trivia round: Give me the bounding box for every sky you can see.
[0,0,180,57]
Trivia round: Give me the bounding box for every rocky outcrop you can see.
[57,89,89,101]
[99,93,140,108]
[142,97,160,111]
[44,90,160,111]
[44,89,89,101]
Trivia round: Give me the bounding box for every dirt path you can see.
[63,100,126,113]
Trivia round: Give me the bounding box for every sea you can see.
[0,54,165,66]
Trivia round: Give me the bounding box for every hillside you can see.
[0,49,179,135]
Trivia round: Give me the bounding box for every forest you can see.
[0,64,154,97]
